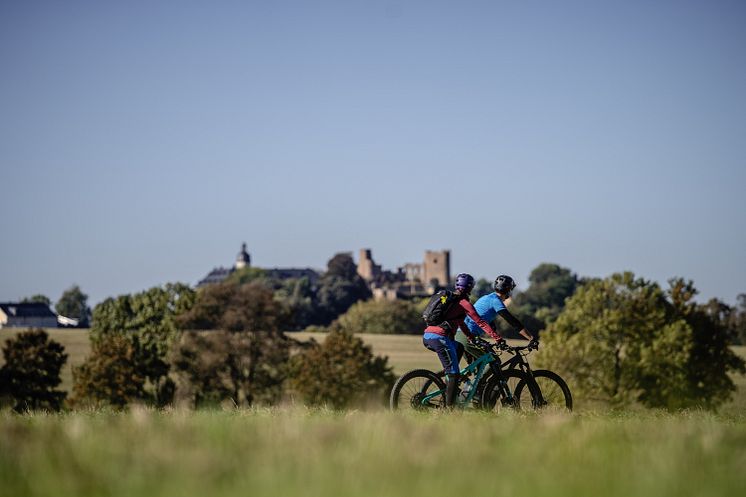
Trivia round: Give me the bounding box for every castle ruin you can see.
[357,248,452,300]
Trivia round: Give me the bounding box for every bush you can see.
[0,329,67,412]
[334,299,423,334]
[170,330,291,408]
[91,283,195,405]
[288,330,395,408]
[70,334,146,409]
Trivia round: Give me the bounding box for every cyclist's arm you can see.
[497,309,534,341]
[459,299,501,340]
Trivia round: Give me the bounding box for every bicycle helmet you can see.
[455,273,475,293]
[494,275,516,296]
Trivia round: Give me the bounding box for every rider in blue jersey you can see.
[456,275,536,361]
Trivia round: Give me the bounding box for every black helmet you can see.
[494,275,516,296]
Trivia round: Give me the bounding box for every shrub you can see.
[91,283,195,405]
[0,329,67,412]
[334,299,423,334]
[288,330,395,408]
[169,330,291,408]
[70,334,146,409]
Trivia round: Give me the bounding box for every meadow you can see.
[1,407,745,497]
[1,329,745,497]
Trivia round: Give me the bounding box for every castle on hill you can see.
[197,244,452,300]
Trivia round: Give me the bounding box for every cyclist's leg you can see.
[423,335,461,407]
[454,329,473,365]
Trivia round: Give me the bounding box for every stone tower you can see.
[357,248,381,282]
[235,242,251,269]
[423,249,451,288]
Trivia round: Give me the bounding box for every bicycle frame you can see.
[419,349,506,407]
[418,344,537,408]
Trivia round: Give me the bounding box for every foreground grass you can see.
[1,408,744,497]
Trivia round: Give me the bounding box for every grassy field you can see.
[1,329,745,497]
[1,407,745,497]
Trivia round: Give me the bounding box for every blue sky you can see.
[1,0,744,306]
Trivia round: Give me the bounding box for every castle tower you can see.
[235,242,251,269]
[423,249,451,288]
[357,248,381,282]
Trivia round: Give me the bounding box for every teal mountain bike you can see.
[390,340,572,412]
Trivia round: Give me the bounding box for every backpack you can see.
[422,290,460,327]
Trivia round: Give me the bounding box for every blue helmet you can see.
[455,273,475,293]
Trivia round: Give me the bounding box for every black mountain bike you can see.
[476,339,573,412]
[390,340,572,412]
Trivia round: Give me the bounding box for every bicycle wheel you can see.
[480,370,537,412]
[516,370,572,411]
[390,369,447,410]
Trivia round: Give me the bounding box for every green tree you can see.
[325,252,359,280]
[315,253,372,325]
[177,281,287,331]
[225,266,268,286]
[539,273,745,409]
[507,263,580,335]
[170,330,290,408]
[472,278,493,299]
[334,299,423,334]
[70,334,146,409]
[730,294,746,345]
[667,279,746,408]
[90,283,195,405]
[274,277,317,330]
[56,285,91,327]
[21,295,52,306]
[0,329,67,412]
[288,330,395,408]
[171,281,292,407]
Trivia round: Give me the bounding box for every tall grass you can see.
[1,407,744,497]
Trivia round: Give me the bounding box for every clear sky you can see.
[1,0,744,307]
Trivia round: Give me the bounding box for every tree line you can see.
[2,258,744,412]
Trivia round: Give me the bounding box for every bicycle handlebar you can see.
[472,337,538,354]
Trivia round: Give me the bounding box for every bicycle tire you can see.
[480,369,537,412]
[390,369,447,410]
[516,370,572,411]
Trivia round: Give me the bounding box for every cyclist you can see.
[422,273,502,407]
[456,274,536,361]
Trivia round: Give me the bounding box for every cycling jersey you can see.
[423,295,499,340]
[464,292,524,336]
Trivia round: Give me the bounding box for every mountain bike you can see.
[389,340,572,412]
[476,339,573,412]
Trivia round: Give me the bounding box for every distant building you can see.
[0,302,58,329]
[196,243,320,288]
[356,248,452,300]
[235,243,251,269]
[423,250,451,288]
[357,249,382,282]
[265,268,320,283]
[196,267,234,287]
